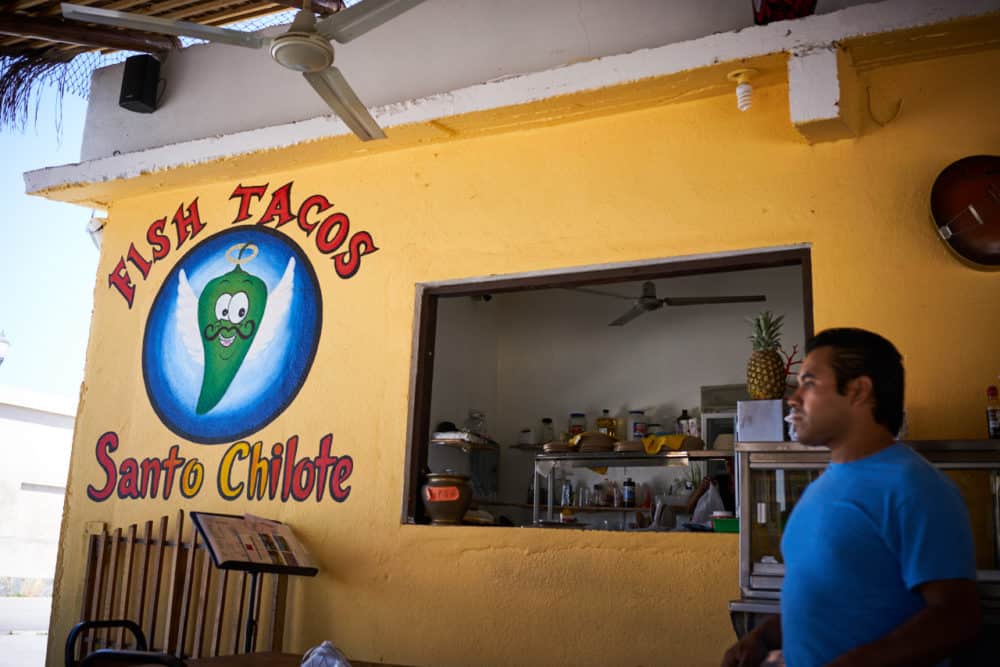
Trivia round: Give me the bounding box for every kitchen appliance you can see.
[702,411,737,450]
[701,383,747,450]
[729,440,1000,663]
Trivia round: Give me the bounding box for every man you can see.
[722,328,980,667]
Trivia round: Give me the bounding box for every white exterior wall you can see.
[0,388,74,593]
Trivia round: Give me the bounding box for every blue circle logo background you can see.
[143,227,322,443]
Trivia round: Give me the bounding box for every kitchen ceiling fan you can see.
[60,0,427,141]
[572,282,766,327]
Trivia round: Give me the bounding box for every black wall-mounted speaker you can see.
[119,54,160,113]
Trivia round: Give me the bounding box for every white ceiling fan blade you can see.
[315,0,426,43]
[60,3,267,49]
[303,68,386,141]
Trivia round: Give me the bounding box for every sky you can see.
[0,86,98,402]
[0,11,306,407]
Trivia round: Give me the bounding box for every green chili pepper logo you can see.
[194,244,267,413]
[176,243,296,415]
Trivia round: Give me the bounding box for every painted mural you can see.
[88,182,375,503]
[144,226,321,443]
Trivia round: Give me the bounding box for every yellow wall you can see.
[49,48,1000,667]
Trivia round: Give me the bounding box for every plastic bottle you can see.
[568,412,587,437]
[560,477,574,506]
[626,410,647,440]
[540,417,555,443]
[622,477,636,507]
[465,409,487,437]
[676,409,691,435]
[595,409,618,438]
[988,386,1000,439]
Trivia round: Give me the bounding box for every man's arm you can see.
[721,614,781,667]
[826,579,981,667]
[687,476,712,514]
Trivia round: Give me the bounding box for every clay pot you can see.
[421,472,473,525]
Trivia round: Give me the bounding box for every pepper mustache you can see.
[203,319,256,341]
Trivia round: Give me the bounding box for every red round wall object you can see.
[752,0,818,25]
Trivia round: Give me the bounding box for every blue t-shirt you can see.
[780,443,976,667]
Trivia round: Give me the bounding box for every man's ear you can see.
[847,376,875,406]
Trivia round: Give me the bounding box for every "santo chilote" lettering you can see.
[87,431,354,503]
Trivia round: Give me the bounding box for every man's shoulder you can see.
[874,442,935,472]
[883,443,962,501]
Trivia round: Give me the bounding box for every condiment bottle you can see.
[987,386,1000,439]
[626,410,647,440]
[622,478,636,507]
[676,409,691,435]
[568,412,587,437]
[596,409,618,438]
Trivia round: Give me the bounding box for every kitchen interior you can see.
[425,259,807,530]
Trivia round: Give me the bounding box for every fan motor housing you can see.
[270,33,334,72]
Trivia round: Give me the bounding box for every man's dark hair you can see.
[805,328,905,435]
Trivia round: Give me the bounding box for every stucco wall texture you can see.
[48,48,1000,666]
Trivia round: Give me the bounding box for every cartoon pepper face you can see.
[195,264,268,414]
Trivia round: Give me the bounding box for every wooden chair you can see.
[66,510,288,666]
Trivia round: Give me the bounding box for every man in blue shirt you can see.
[722,328,980,667]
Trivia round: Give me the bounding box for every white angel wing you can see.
[176,269,204,366]
[246,257,295,362]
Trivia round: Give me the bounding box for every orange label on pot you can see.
[425,486,460,502]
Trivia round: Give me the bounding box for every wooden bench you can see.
[68,510,287,665]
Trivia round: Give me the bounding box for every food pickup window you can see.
[402,247,813,527]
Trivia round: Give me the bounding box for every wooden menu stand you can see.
[190,512,318,654]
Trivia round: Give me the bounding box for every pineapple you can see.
[746,311,787,400]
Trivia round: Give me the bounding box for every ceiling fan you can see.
[60,0,427,141]
[571,281,766,326]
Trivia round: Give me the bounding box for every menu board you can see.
[190,512,318,576]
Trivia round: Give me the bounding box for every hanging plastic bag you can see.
[301,640,353,667]
[691,480,726,525]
